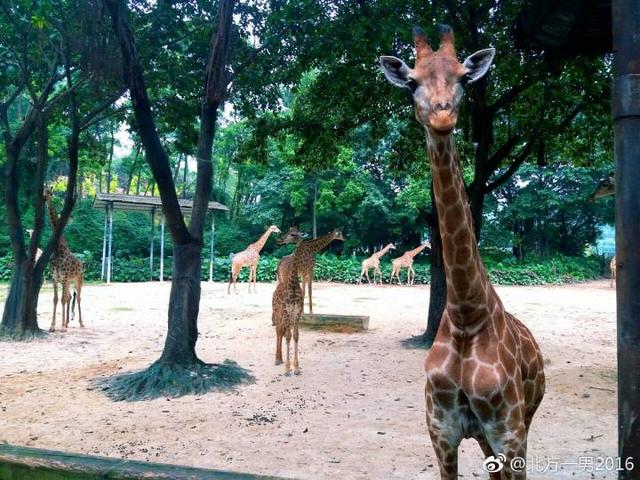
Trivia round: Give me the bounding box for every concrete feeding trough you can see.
[300,313,369,332]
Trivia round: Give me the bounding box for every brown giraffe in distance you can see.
[228,225,281,294]
[588,173,616,287]
[381,25,545,478]
[390,242,430,285]
[44,189,84,332]
[276,228,345,313]
[272,227,308,375]
[359,243,396,284]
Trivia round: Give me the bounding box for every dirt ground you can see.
[0,280,617,479]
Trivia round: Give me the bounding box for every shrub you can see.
[0,252,602,286]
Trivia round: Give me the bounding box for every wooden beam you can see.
[300,313,369,332]
[0,444,285,480]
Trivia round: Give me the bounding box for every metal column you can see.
[612,0,640,473]
[149,208,155,280]
[209,213,215,282]
[159,215,165,283]
[106,202,114,284]
[101,205,108,281]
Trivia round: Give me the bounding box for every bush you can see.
[0,252,602,286]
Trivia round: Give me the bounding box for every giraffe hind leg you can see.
[50,282,59,332]
[75,278,84,328]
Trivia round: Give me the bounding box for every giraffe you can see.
[588,173,616,287]
[26,229,43,263]
[276,228,345,313]
[390,242,430,285]
[359,243,396,284]
[588,172,614,203]
[380,25,545,479]
[43,189,84,332]
[227,225,281,294]
[272,226,308,375]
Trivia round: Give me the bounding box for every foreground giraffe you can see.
[381,25,545,479]
[390,242,430,285]
[276,229,345,313]
[359,243,395,284]
[272,227,308,375]
[228,225,280,294]
[44,189,84,332]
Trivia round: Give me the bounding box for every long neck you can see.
[406,244,427,258]
[46,197,69,250]
[427,131,495,322]
[374,244,393,258]
[251,228,273,252]
[303,231,335,254]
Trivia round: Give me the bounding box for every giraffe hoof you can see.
[284,370,291,377]
[294,369,301,376]
[275,359,283,365]
[49,328,55,333]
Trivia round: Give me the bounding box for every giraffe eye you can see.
[405,78,419,93]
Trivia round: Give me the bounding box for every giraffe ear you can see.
[379,56,412,88]
[462,48,495,84]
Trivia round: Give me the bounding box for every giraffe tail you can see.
[71,292,77,321]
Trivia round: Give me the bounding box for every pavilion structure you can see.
[93,193,229,284]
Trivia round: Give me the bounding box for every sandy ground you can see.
[0,280,617,479]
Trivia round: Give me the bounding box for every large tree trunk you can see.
[1,260,43,337]
[422,204,446,346]
[158,242,202,365]
[101,0,253,401]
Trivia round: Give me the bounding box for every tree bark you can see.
[423,202,446,346]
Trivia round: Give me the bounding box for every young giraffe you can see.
[381,25,545,478]
[276,228,345,313]
[390,242,430,285]
[272,227,308,375]
[227,225,281,294]
[589,173,616,287]
[44,189,85,332]
[359,243,396,284]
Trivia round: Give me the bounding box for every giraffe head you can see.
[379,24,495,135]
[388,243,396,250]
[268,225,282,234]
[588,172,615,203]
[277,226,308,245]
[331,229,345,242]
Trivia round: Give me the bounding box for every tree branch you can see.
[105,0,190,244]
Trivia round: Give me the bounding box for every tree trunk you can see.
[422,200,446,346]
[0,260,43,337]
[106,122,115,193]
[312,180,318,239]
[158,242,202,365]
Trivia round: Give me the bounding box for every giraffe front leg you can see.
[425,402,461,479]
[274,325,284,365]
[50,282,59,332]
[481,419,528,480]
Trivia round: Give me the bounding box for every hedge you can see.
[0,252,602,286]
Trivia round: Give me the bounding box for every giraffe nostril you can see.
[434,102,453,113]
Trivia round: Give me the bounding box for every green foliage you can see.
[484,254,602,285]
[0,250,599,287]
